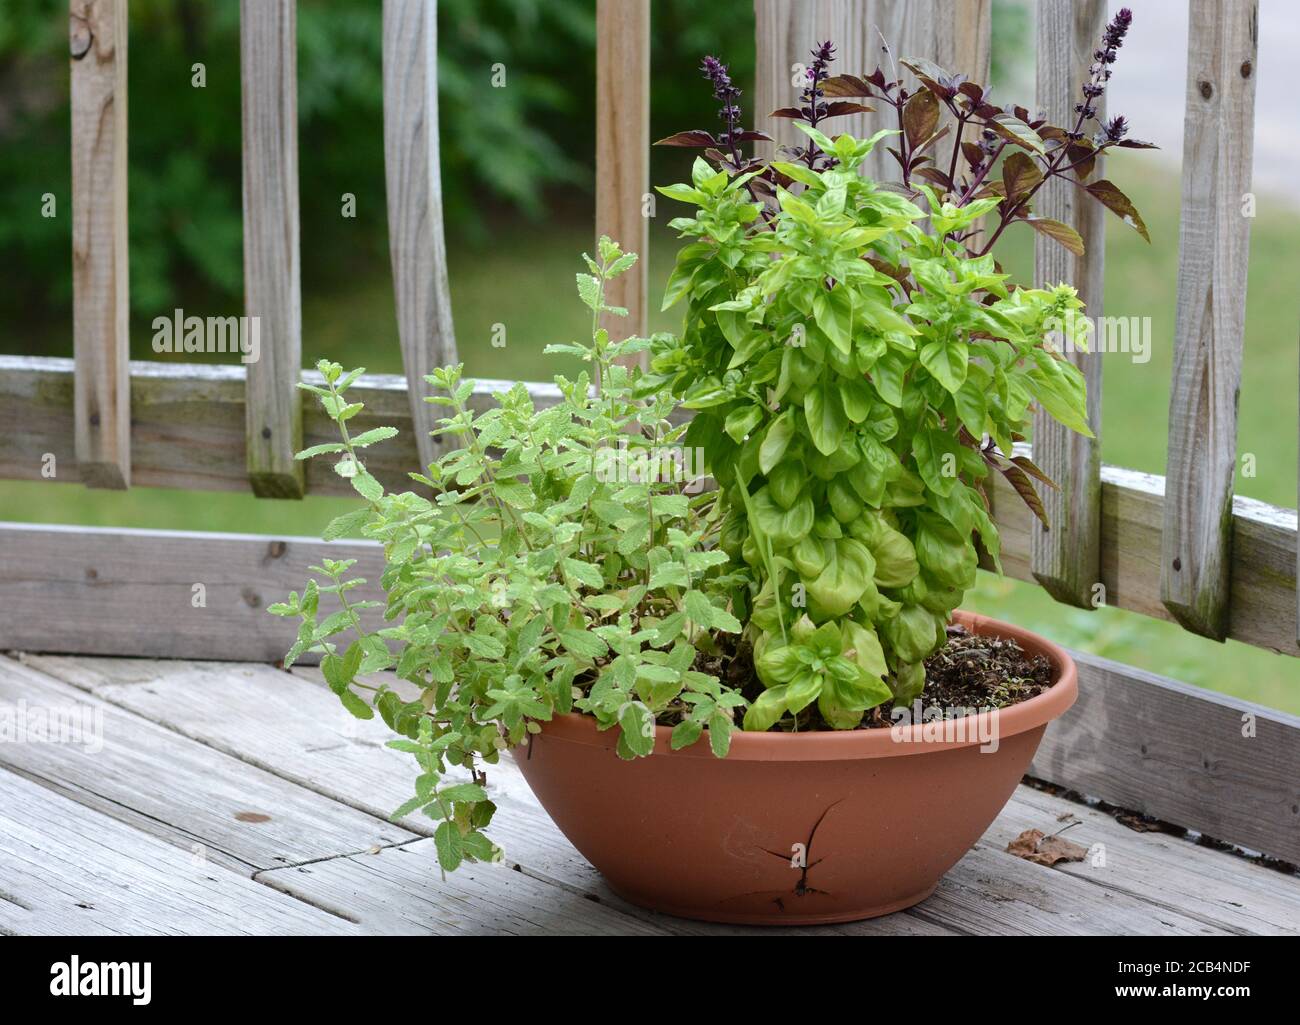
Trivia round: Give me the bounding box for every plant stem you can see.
[450,391,532,552]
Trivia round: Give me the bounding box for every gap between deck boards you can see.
[5,652,1299,935]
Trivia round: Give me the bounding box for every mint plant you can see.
[649,13,1150,729]
[272,239,747,871]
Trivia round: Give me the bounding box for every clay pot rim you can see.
[534,610,1078,762]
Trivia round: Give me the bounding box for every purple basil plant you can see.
[659,7,1154,260]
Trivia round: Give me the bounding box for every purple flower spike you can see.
[700,55,744,161]
[1102,114,1129,142]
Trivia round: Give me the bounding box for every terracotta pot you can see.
[514,611,1078,925]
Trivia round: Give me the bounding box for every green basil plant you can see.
[645,33,1150,730]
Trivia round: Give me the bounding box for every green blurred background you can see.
[1,0,1296,710]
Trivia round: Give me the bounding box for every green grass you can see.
[994,153,1300,512]
[3,160,1297,712]
[964,155,1300,714]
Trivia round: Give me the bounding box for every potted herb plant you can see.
[276,10,1151,925]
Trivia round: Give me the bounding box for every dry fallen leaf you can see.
[1006,828,1088,867]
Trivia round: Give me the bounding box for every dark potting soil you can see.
[891,624,1054,724]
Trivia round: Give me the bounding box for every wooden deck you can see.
[2,651,1298,937]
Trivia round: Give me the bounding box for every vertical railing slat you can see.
[240,0,304,498]
[857,0,991,186]
[383,0,458,472]
[596,0,650,363]
[1029,0,1106,608]
[1161,0,1258,639]
[753,0,811,163]
[754,0,991,183]
[70,0,130,490]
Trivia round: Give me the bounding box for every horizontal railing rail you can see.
[2,353,1296,660]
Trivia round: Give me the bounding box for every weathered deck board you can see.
[4,655,693,934]
[27,634,1300,881]
[255,842,669,936]
[994,785,1300,936]
[911,844,1226,936]
[0,768,357,936]
[25,656,945,935]
[55,660,430,824]
[1030,649,1300,867]
[13,653,1299,936]
[0,656,416,873]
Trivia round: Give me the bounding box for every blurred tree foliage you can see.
[0,0,756,350]
[0,0,1023,354]
[991,0,1033,94]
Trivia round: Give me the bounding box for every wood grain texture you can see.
[69,0,130,490]
[0,522,388,662]
[1161,0,1259,639]
[46,658,936,935]
[51,653,1290,935]
[753,0,991,183]
[286,668,950,936]
[1032,648,1300,866]
[24,654,944,935]
[240,0,304,498]
[4,655,933,935]
[0,417,1295,658]
[0,356,558,496]
[383,0,458,470]
[991,784,1300,936]
[35,655,688,936]
[596,0,649,362]
[912,842,1223,935]
[986,460,1298,658]
[0,656,416,873]
[16,652,1300,935]
[41,647,1299,918]
[85,661,441,829]
[0,768,358,935]
[13,657,664,934]
[1030,0,1105,608]
[256,842,671,936]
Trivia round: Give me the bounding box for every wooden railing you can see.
[68,0,130,489]
[7,0,1292,649]
[1,1,1297,861]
